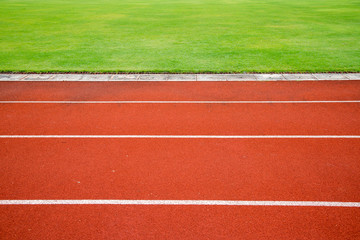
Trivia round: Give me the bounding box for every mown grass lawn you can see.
[0,0,359,73]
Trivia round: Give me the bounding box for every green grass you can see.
[0,0,359,73]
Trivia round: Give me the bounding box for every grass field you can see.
[0,0,359,73]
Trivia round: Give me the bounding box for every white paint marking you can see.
[0,135,359,138]
[0,100,360,104]
[0,200,359,207]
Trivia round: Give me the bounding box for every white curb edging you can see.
[0,73,359,81]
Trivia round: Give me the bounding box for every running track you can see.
[0,80,359,239]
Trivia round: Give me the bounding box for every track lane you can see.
[1,139,359,201]
[1,103,360,135]
[1,81,360,101]
[1,205,359,240]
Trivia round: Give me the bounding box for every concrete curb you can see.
[0,73,359,81]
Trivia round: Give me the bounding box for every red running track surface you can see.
[1,139,360,201]
[0,80,360,101]
[1,103,360,135]
[0,80,360,239]
[1,205,359,240]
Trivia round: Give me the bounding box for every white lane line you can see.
[0,200,359,207]
[0,135,359,138]
[0,101,360,104]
